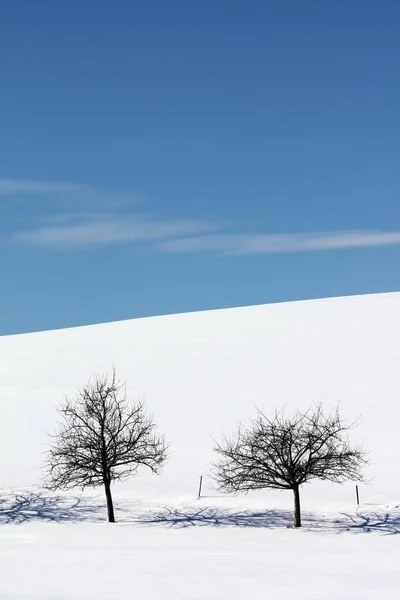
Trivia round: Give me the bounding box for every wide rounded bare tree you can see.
[213,403,367,527]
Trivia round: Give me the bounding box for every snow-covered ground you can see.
[1,292,400,598]
[0,489,399,599]
[0,491,399,599]
[2,518,398,600]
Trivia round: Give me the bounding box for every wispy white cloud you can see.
[5,179,400,256]
[13,216,400,255]
[0,178,145,208]
[0,179,86,195]
[13,214,220,249]
[155,230,400,255]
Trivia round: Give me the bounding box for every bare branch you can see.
[213,403,367,527]
[44,367,169,522]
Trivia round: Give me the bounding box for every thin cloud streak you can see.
[13,215,221,249]
[0,179,87,195]
[7,187,400,255]
[0,178,146,208]
[156,231,400,255]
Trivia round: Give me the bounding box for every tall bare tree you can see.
[45,368,168,522]
[213,404,367,527]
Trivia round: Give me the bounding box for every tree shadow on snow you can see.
[140,506,294,529]
[2,491,399,534]
[0,491,103,524]
[335,511,400,535]
[138,505,400,535]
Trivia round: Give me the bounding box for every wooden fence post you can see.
[197,475,203,499]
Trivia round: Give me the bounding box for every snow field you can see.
[1,292,400,598]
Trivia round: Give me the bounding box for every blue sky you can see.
[1,0,399,335]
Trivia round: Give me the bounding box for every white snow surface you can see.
[0,491,399,598]
[1,292,400,598]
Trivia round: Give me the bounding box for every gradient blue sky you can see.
[1,0,399,335]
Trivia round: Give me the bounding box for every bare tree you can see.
[45,368,168,522]
[213,404,367,527]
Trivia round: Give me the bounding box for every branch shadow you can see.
[138,505,400,535]
[139,506,296,529]
[2,491,399,534]
[335,511,400,535]
[0,491,103,524]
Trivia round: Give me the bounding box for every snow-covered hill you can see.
[2,292,400,599]
[1,292,400,508]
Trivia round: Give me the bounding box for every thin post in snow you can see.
[355,484,360,506]
[197,475,203,499]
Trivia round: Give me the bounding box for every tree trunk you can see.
[293,484,301,528]
[103,478,115,523]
